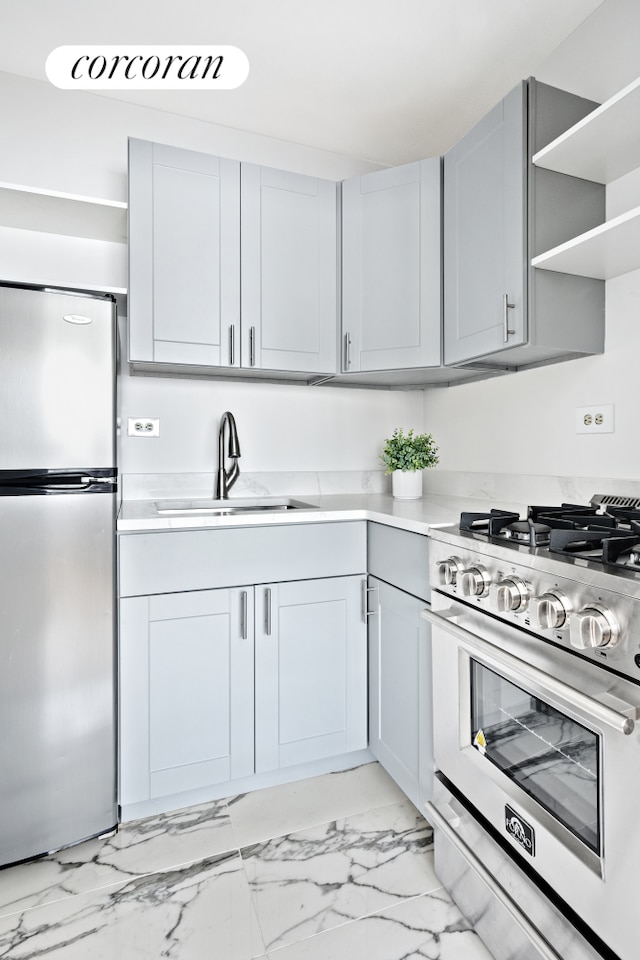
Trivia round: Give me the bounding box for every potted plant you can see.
[380,427,439,500]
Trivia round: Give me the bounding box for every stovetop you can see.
[428,494,640,684]
[458,494,640,575]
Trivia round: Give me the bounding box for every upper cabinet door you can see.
[443,83,526,365]
[241,164,338,374]
[128,138,240,367]
[342,159,441,372]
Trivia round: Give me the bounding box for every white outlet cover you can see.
[127,417,160,437]
[575,404,615,434]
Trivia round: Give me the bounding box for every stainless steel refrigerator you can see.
[0,283,117,866]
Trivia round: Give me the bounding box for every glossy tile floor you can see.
[0,762,495,959]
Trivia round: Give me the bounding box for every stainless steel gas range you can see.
[423,496,640,960]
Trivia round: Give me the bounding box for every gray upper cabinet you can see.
[444,84,526,363]
[341,159,441,372]
[241,164,337,374]
[444,79,606,369]
[128,138,240,367]
[128,139,337,377]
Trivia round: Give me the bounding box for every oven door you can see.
[424,597,640,960]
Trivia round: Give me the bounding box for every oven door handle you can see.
[422,608,638,736]
[425,799,564,960]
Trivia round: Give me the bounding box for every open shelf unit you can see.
[532,76,640,280]
[0,182,127,293]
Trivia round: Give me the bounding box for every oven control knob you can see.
[530,591,572,630]
[460,564,491,598]
[491,576,530,613]
[436,556,465,586]
[570,604,621,650]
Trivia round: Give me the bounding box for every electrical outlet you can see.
[127,417,160,437]
[575,404,614,434]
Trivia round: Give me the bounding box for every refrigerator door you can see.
[0,285,116,470]
[0,491,117,865]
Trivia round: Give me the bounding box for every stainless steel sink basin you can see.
[154,497,318,516]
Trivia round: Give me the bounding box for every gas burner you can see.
[456,495,640,573]
[502,520,551,545]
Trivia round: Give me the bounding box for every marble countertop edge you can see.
[117,492,527,536]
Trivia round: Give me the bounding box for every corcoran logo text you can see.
[46,46,249,90]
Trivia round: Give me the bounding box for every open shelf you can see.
[0,182,127,243]
[531,205,640,280]
[532,76,640,185]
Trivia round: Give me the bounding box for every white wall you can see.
[423,267,639,481]
[120,363,422,475]
[0,71,425,481]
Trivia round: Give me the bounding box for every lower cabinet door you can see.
[368,577,433,807]
[120,587,254,805]
[254,576,368,772]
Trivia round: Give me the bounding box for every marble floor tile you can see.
[265,888,495,959]
[242,798,436,951]
[228,761,406,847]
[0,797,235,919]
[0,850,265,960]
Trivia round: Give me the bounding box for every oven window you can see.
[470,660,600,854]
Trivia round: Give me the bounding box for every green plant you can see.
[380,427,439,474]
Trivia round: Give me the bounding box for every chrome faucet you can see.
[215,411,241,499]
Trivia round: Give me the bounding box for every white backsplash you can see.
[422,471,640,505]
[121,470,390,500]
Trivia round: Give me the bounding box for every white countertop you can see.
[117,492,526,535]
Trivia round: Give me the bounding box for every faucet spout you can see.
[216,411,241,499]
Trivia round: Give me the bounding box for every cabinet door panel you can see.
[241,164,337,373]
[342,159,441,371]
[368,578,433,808]
[119,588,253,806]
[255,577,367,772]
[444,83,526,364]
[128,138,240,366]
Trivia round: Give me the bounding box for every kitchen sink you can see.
[154,497,318,516]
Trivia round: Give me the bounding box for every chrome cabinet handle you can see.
[249,326,256,367]
[343,332,352,370]
[240,591,248,640]
[422,607,638,736]
[361,580,378,622]
[229,325,235,365]
[265,588,272,636]
[503,293,515,342]
[424,800,563,960]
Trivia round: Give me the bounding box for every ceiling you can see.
[1,0,606,166]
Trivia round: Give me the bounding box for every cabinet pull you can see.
[503,293,515,342]
[265,588,272,636]
[228,325,235,365]
[343,332,352,370]
[362,580,378,622]
[240,590,248,639]
[249,326,256,367]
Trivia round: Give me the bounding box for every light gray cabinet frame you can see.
[128,138,240,367]
[341,159,441,373]
[444,79,605,369]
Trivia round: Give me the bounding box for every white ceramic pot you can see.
[391,470,422,500]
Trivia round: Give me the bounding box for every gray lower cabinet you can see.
[120,575,367,808]
[255,576,367,772]
[128,138,337,377]
[444,79,605,369]
[368,578,432,809]
[120,587,254,805]
[118,522,369,811]
[367,522,433,810]
[341,159,441,373]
